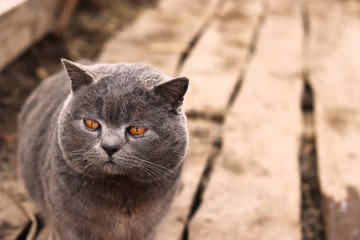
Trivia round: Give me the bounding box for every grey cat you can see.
[18,59,189,240]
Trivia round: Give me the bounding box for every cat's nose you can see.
[101,143,120,157]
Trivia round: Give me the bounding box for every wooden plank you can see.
[36,226,50,240]
[308,0,360,239]
[97,0,219,76]
[155,119,218,240]
[0,180,34,240]
[188,1,303,239]
[0,0,61,71]
[0,0,27,15]
[181,0,263,116]
[0,192,25,240]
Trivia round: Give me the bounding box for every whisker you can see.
[126,155,176,175]
[137,161,178,182]
[134,165,171,193]
[123,157,178,192]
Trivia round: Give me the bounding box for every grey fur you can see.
[18,59,189,240]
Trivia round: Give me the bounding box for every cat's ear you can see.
[61,58,94,92]
[154,77,189,108]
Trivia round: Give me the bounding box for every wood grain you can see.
[97,0,219,76]
[308,0,360,239]
[0,180,35,240]
[181,0,264,116]
[188,1,303,239]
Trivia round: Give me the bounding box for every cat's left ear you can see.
[154,77,189,108]
[61,58,95,93]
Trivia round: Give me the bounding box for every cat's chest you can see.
[62,177,150,215]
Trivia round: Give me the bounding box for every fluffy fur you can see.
[18,59,189,240]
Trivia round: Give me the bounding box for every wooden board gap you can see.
[227,0,268,108]
[181,124,223,240]
[299,3,326,238]
[174,0,227,76]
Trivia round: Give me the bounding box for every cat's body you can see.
[18,60,189,240]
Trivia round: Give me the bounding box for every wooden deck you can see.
[0,0,61,71]
[1,0,360,239]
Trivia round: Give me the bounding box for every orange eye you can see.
[129,127,146,135]
[84,119,100,130]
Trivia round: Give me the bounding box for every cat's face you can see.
[58,60,189,182]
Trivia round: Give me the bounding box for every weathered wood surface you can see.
[181,0,263,116]
[0,180,35,240]
[0,0,27,15]
[2,0,360,238]
[0,0,61,71]
[36,226,50,240]
[308,0,360,239]
[188,0,303,239]
[0,191,26,240]
[97,0,220,76]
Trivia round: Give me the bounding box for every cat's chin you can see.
[97,163,164,182]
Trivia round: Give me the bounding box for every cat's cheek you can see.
[126,134,158,155]
[60,121,99,158]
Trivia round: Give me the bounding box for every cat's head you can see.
[58,59,189,182]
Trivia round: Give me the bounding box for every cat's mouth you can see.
[102,159,129,175]
[104,159,115,164]
[81,153,142,176]
[103,159,119,168]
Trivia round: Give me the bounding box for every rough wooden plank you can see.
[36,226,50,240]
[0,180,34,240]
[0,0,60,71]
[308,0,360,239]
[181,0,263,116]
[97,0,219,76]
[0,0,27,15]
[155,119,218,240]
[0,193,26,240]
[188,1,303,239]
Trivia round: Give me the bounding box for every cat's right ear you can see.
[61,58,94,93]
[154,77,189,109]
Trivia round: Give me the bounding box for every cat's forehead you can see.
[72,64,167,125]
[73,87,160,126]
[91,63,169,89]
[95,90,160,126]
